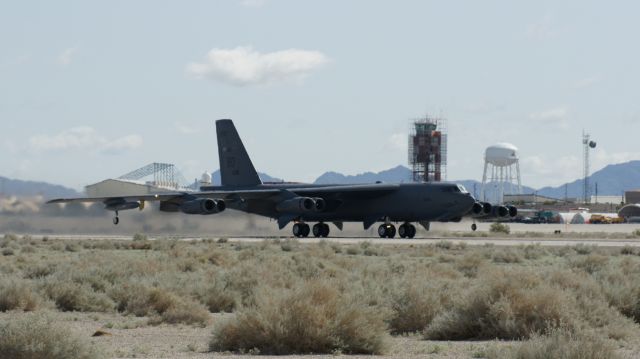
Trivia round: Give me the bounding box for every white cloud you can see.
[593,149,640,170]
[529,106,570,128]
[28,127,142,154]
[386,133,407,151]
[57,47,77,66]
[520,154,581,187]
[174,122,198,134]
[186,46,330,86]
[239,0,266,8]
[574,75,601,89]
[526,14,556,40]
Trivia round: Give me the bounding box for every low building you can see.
[503,193,565,204]
[85,179,176,198]
[625,190,640,204]
[591,195,624,204]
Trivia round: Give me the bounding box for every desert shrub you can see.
[110,285,208,326]
[492,249,523,263]
[488,329,618,359]
[24,263,56,279]
[573,243,593,255]
[455,252,486,278]
[388,279,451,334]
[633,229,640,237]
[435,240,453,250]
[197,278,237,313]
[425,269,577,340]
[345,246,360,255]
[2,248,15,256]
[217,237,228,243]
[0,314,105,359]
[149,298,210,327]
[523,244,547,260]
[0,279,39,311]
[43,281,114,312]
[133,233,148,241]
[620,245,635,255]
[570,254,608,274]
[209,280,387,354]
[489,222,510,234]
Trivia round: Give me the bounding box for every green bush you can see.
[0,314,105,359]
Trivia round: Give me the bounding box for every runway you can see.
[13,233,640,248]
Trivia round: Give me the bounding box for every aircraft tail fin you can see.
[215,119,262,187]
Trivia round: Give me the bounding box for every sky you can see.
[1,0,639,190]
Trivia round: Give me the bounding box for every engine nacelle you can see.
[313,198,326,212]
[276,197,315,213]
[180,199,225,215]
[492,205,509,218]
[482,202,492,215]
[471,202,484,215]
[507,205,518,217]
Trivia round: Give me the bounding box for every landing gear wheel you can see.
[313,223,323,238]
[407,224,416,239]
[399,224,407,238]
[113,216,119,225]
[386,224,396,238]
[293,223,309,238]
[301,223,310,237]
[321,223,330,238]
[471,223,477,231]
[378,224,387,238]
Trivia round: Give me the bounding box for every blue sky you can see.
[1,0,639,190]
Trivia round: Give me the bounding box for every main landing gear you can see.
[113,211,119,226]
[292,222,330,238]
[378,223,416,239]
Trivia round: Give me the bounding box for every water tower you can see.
[480,143,522,204]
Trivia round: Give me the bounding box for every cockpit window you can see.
[457,185,468,193]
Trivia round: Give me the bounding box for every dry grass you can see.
[0,314,105,359]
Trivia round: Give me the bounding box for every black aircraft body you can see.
[49,119,516,238]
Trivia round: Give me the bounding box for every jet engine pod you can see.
[471,202,484,215]
[492,205,509,218]
[180,198,224,215]
[313,198,326,212]
[482,202,492,215]
[276,197,316,213]
[507,205,517,217]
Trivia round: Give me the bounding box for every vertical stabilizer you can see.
[216,119,262,187]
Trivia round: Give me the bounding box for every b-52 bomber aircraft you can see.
[48,119,517,238]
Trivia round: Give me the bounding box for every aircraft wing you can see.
[46,189,284,204]
[287,184,400,200]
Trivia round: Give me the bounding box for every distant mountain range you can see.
[3,160,640,200]
[0,176,80,199]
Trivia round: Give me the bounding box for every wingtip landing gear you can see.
[471,223,477,231]
[113,211,119,226]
